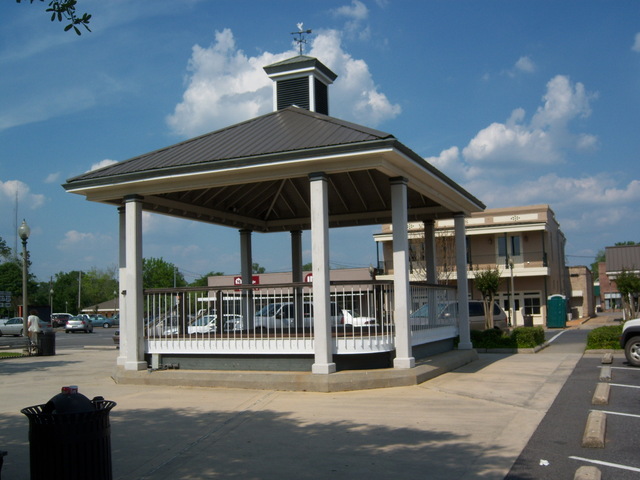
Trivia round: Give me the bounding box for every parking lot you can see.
[507,352,640,479]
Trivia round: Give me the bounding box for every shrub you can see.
[468,326,545,349]
[511,326,545,348]
[586,325,622,350]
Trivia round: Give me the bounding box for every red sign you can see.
[233,276,260,286]
[305,273,313,283]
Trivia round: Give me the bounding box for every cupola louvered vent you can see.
[277,77,310,110]
[264,55,337,115]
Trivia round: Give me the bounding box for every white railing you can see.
[408,283,459,346]
[143,281,457,355]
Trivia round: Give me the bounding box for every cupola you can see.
[263,55,337,115]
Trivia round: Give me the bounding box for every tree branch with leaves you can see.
[17,0,91,35]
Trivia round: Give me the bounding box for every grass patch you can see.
[470,326,546,349]
[0,352,25,359]
[586,324,623,350]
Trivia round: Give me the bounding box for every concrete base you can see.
[113,349,479,393]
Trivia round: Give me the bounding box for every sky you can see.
[1,0,639,283]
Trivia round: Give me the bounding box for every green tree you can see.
[616,269,640,320]
[591,249,605,277]
[252,263,266,274]
[473,267,502,329]
[17,0,91,35]
[51,270,82,314]
[81,267,118,309]
[0,236,11,260]
[143,257,186,289]
[190,271,224,287]
[302,262,313,271]
[0,259,38,316]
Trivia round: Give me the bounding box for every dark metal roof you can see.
[606,245,640,273]
[63,106,485,233]
[67,107,392,185]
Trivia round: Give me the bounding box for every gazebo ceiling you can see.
[64,107,484,232]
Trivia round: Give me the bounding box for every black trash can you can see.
[21,387,116,480]
[37,331,56,356]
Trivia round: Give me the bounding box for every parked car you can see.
[188,314,244,334]
[51,313,73,328]
[65,316,94,333]
[253,302,342,331]
[188,315,218,334]
[339,309,377,327]
[0,317,52,336]
[0,317,25,336]
[223,314,246,332]
[410,300,508,331]
[620,317,640,367]
[89,314,119,328]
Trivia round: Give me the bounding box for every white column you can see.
[309,173,336,374]
[240,229,254,330]
[391,177,415,369]
[124,196,147,370]
[117,207,127,366]
[455,213,473,350]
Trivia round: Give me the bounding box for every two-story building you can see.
[374,204,571,326]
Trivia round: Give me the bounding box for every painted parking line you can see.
[609,383,640,390]
[610,366,640,372]
[593,409,640,419]
[546,330,567,343]
[570,456,640,473]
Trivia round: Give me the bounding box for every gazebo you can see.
[63,55,484,376]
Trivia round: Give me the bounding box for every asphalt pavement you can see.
[0,316,622,480]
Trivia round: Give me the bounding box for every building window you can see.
[524,296,541,315]
[498,235,522,265]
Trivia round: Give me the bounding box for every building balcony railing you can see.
[142,281,459,356]
[377,251,549,277]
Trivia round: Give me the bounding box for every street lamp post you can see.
[18,219,31,337]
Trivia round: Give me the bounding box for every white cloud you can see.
[632,32,640,52]
[58,230,112,250]
[332,0,371,40]
[515,55,536,73]
[334,0,369,21]
[0,179,45,209]
[44,172,60,184]
[89,159,118,172]
[166,28,400,137]
[430,75,597,177]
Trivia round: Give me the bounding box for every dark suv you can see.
[51,313,73,328]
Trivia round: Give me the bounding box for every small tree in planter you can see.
[474,267,503,329]
[616,269,640,321]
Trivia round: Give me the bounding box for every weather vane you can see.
[291,23,312,55]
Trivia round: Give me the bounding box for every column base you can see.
[124,360,148,371]
[457,341,474,350]
[312,362,337,374]
[116,355,127,366]
[394,357,416,369]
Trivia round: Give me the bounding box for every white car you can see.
[188,315,217,334]
[339,309,377,327]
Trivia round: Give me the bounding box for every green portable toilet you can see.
[547,294,567,328]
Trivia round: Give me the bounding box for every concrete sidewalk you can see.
[0,343,583,480]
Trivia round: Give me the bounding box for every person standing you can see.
[27,309,42,344]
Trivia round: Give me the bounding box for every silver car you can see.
[65,316,94,333]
